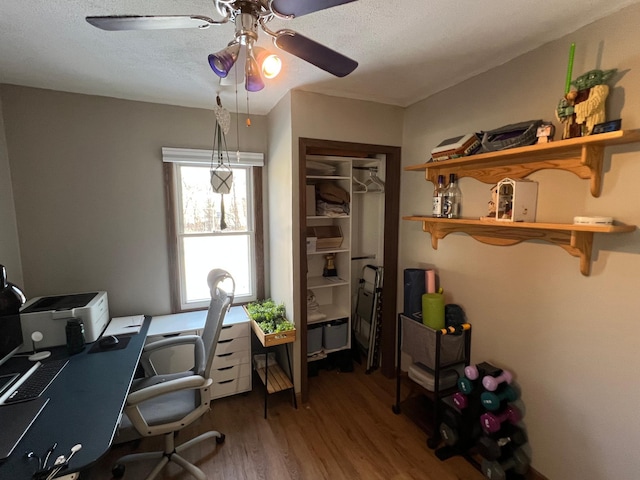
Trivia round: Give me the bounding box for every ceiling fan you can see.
[86,0,359,92]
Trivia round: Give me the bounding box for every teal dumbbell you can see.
[480,384,519,411]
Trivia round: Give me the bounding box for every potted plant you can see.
[245,299,296,347]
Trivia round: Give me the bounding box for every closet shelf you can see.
[307,247,350,256]
[405,129,640,197]
[403,216,636,276]
[307,275,349,289]
[307,175,351,180]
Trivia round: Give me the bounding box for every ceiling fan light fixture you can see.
[245,50,265,92]
[253,46,282,79]
[244,45,264,92]
[208,42,241,78]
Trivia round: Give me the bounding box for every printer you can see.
[18,291,109,351]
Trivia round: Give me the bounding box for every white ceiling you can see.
[1,0,639,115]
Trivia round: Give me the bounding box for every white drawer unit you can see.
[211,311,251,399]
[148,306,252,400]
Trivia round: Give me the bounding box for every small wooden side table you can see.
[250,319,298,418]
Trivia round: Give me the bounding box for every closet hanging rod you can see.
[353,166,378,171]
[352,255,376,261]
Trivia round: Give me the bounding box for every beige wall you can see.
[0,85,267,316]
[265,91,294,311]
[0,95,24,287]
[401,5,640,480]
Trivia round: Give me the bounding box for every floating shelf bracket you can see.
[405,129,640,198]
[404,216,636,276]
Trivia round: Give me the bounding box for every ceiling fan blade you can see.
[275,31,357,77]
[271,0,357,18]
[85,15,219,31]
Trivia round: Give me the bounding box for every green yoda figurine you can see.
[556,68,617,138]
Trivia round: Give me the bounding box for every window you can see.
[163,148,264,311]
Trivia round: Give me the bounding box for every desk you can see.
[0,317,150,479]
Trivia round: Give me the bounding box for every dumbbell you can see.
[452,391,469,409]
[482,370,512,392]
[439,421,459,446]
[480,405,522,434]
[480,384,519,411]
[476,425,528,461]
[440,411,482,448]
[464,364,482,380]
[480,446,530,480]
[457,365,484,394]
[459,363,503,394]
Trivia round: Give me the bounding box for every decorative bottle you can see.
[432,175,446,218]
[443,173,462,218]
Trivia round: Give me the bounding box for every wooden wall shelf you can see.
[403,216,636,276]
[405,129,640,197]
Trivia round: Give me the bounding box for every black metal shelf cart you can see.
[392,313,472,448]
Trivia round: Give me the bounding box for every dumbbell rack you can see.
[438,362,531,479]
[392,314,472,448]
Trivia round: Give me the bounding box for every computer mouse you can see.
[99,335,119,349]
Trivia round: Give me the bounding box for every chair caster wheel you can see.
[392,405,401,414]
[216,433,226,444]
[112,463,125,478]
[427,437,440,449]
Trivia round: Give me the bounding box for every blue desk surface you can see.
[0,317,150,479]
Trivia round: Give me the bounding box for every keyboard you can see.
[0,359,68,405]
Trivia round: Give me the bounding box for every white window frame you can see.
[162,147,264,310]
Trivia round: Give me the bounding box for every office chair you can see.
[112,269,235,480]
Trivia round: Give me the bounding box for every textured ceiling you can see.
[1,0,639,115]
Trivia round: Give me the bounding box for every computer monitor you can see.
[0,264,26,368]
[0,313,23,368]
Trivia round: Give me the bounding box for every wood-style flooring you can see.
[90,362,485,480]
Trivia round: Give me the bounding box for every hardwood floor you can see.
[90,363,485,480]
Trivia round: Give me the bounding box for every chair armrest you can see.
[143,334,200,353]
[126,375,213,405]
[140,335,201,375]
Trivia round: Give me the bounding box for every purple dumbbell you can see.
[464,364,480,380]
[482,370,513,392]
[480,405,522,434]
[452,391,468,409]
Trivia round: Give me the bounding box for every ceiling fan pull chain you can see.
[234,61,242,161]
[246,88,252,127]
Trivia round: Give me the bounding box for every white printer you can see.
[18,291,109,351]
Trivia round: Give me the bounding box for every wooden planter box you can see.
[244,306,296,347]
[250,319,296,347]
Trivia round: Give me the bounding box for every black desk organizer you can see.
[392,314,471,449]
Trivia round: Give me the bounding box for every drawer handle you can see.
[217,366,234,371]
[218,379,234,384]
[218,339,232,344]
[163,333,180,338]
[221,325,232,329]
[217,352,233,357]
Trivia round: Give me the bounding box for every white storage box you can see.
[306,236,318,253]
[408,362,459,392]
